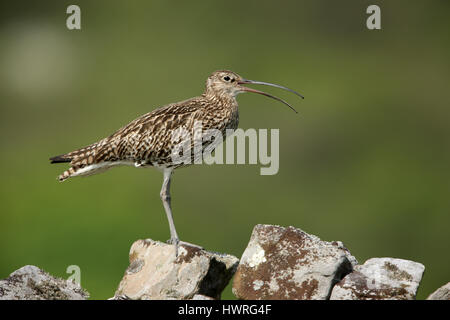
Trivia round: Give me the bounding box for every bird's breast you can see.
[203,101,239,133]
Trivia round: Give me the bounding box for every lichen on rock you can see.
[232,224,357,300]
[330,257,425,300]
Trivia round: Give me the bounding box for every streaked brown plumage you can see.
[50,70,303,255]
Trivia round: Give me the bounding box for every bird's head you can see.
[204,70,304,113]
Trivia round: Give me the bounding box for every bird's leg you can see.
[160,169,180,255]
[160,169,203,256]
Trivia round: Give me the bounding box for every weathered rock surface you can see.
[0,265,88,300]
[426,282,450,300]
[232,224,357,300]
[330,258,425,300]
[114,239,239,300]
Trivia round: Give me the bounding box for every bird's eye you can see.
[223,76,230,81]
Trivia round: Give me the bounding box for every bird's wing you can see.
[50,97,207,181]
[87,98,205,164]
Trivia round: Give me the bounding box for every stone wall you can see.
[1,224,448,300]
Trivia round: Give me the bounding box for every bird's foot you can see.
[179,241,203,250]
[166,238,203,257]
[167,237,180,257]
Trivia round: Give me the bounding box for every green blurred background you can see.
[0,1,449,300]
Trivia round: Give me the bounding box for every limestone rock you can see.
[330,258,425,300]
[426,282,450,300]
[232,224,356,300]
[114,239,239,300]
[0,265,88,300]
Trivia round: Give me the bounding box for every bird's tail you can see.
[50,142,101,182]
[57,167,77,182]
[49,154,72,164]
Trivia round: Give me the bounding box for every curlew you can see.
[50,70,303,255]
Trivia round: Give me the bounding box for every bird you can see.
[50,70,304,256]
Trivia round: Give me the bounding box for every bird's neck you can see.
[200,92,239,131]
[202,90,238,110]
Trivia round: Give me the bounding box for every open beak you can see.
[237,79,304,114]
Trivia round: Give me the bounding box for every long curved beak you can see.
[238,78,304,114]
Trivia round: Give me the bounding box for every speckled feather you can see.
[51,71,241,181]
